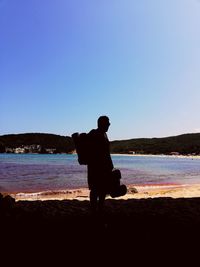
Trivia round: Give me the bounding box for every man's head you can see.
[97,116,110,133]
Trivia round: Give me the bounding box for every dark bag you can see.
[71,132,89,165]
[109,169,127,198]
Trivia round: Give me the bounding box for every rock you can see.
[1,195,15,211]
[128,187,138,194]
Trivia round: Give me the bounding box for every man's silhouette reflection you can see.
[88,116,113,213]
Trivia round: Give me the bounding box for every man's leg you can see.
[98,193,106,213]
[89,189,98,213]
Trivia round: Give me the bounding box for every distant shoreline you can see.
[1,152,200,159]
[111,153,200,159]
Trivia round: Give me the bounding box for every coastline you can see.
[1,153,200,203]
[9,183,200,201]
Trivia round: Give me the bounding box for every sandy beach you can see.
[10,183,200,201]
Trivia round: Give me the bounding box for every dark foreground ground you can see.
[1,195,200,265]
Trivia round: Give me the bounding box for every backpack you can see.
[71,132,89,165]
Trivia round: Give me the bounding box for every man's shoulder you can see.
[88,129,97,136]
[88,129,102,142]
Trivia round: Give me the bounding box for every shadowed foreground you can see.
[1,196,200,264]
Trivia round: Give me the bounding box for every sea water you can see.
[0,153,200,194]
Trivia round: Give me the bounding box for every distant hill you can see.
[0,133,74,153]
[0,132,200,155]
[110,133,200,155]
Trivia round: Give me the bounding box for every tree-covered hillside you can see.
[0,132,200,155]
[0,133,74,153]
[110,133,200,155]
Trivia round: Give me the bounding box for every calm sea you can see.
[0,153,200,194]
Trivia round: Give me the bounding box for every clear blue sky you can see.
[1,0,200,140]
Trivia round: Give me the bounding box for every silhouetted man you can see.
[87,116,113,213]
